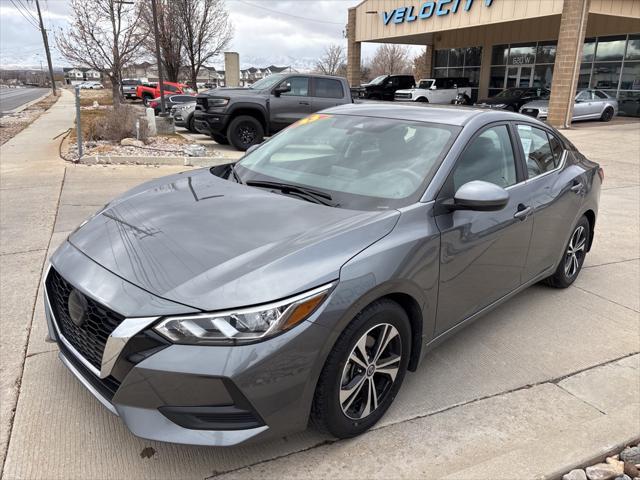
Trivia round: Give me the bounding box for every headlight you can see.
[538,107,548,113]
[154,283,335,345]
[207,97,229,107]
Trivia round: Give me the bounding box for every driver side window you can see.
[281,77,309,96]
[452,125,517,191]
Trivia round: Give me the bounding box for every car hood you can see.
[68,169,399,312]
[200,87,266,98]
[521,100,550,109]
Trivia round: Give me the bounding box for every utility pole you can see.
[150,0,166,115]
[34,0,57,95]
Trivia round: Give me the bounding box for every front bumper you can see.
[45,241,332,446]
[193,111,229,136]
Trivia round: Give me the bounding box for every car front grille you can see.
[196,97,208,110]
[395,93,412,100]
[46,268,125,371]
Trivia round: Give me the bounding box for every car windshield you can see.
[122,79,139,85]
[250,74,286,90]
[418,80,434,89]
[235,114,459,210]
[496,88,527,98]
[369,75,388,85]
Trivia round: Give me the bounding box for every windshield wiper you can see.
[245,180,336,206]
[230,163,243,184]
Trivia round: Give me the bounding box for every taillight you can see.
[150,101,158,108]
[597,167,604,183]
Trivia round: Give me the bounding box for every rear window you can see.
[314,78,343,99]
[122,79,139,86]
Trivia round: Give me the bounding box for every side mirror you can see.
[451,180,509,211]
[430,84,437,90]
[273,83,291,97]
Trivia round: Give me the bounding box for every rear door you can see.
[270,76,314,131]
[434,123,534,335]
[310,77,346,112]
[512,123,584,281]
[573,90,596,119]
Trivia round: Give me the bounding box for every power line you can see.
[17,0,41,26]
[233,0,344,25]
[8,0,40,29]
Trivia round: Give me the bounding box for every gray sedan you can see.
[521,89,618,122]
[44,104,601,446]
[171,101,196,132]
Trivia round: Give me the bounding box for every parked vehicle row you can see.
[78,81,103,90]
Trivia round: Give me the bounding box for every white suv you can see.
[394,77,472,104]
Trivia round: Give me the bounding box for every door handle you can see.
[571,182,584,193]
[514,205,532,221]
[298,101,310,105]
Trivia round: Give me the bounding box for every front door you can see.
[270,76,314,131]
[573,90,600,119]
[506,67,533,88]
[434,124,533,336]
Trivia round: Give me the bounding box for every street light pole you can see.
[150,0,166,116]
[35,0,57,95]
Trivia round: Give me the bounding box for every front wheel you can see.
[600,107,614,122]
[545,215,590,288]
[415,97,428,103]
[311,299,411,439]
[142,94,153,107]
[227,115,264,151]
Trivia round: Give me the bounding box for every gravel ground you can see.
[0,94,58,145]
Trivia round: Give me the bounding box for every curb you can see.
[77,155,231,167]
[2,91,52,115]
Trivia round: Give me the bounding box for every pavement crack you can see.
[554,383,607,415]
[572,284,639,313]
[24,349,58,359]
[583,257,640,269]
[0,248,46,257]
[203,351,639,478]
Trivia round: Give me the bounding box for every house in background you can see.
[62,67,103,85]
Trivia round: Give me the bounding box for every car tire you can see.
[368,94,381,101]
[600,107,614,122]
[142,94,153,107]
[187,115,196,133]
[227,115,264,151]
[416,97,428,103]
[545,215,590,289]
[311,299,411,439]
[211,133,230,145]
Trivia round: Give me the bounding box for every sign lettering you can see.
[381,0,494,25]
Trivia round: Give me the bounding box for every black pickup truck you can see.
[194,73,352,150]
[351,74,415,101]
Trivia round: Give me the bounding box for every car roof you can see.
[323,102,528,127]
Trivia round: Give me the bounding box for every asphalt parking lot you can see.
[1,93,638,479]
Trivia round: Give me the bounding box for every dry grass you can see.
[78,89,114,107]
[70,104,149,143]
[0,93,59,145]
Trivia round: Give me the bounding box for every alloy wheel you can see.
[340,323,402,420]
[564,225,587,277]
[237,123,256,146]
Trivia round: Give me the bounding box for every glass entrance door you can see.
[506,66,533,88]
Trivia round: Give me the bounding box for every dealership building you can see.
[346,0,640,126]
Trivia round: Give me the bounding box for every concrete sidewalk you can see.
[0,109,638,479]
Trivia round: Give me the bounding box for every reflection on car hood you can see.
[521,100,550,109]
[69,169,399,311]
[477,96,518,105]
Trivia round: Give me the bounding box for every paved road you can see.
[0,96,638,479]
[0,87,49,115]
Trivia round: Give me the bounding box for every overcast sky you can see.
[0,0,421,70]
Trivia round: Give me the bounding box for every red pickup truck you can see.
[136,81,194,105]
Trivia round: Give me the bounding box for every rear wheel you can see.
[227,115,264,151]
[546,215,590,288]
[600,107,614,122]
[311,299,411,439]
[142,94,153,106]
[187,115,196,133]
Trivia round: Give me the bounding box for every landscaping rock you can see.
[120,138,144,147]
[613,475,631,480]
[621,447,640,465]
[623,461,639,478]
[184,144,207,157]
[564,469,588,480]
[586,461,624,480]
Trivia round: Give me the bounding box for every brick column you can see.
[478,41,493,99]
[547,0,591,128]
[347,7,362,87]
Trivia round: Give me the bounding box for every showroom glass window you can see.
[433,46,482,102]
[489,41,556,97]
[578,34,640,117]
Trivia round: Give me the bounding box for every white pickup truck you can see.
[394,77,472,104]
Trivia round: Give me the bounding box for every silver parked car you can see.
[521,89,618,122]
[171,101,196,132]
[44,104,602,446]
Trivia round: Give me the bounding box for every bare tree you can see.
[315,44,346,76]
[370,44,411,76]
[141,0,183,83]
[412,47,431,81]
[56,0,147,105]
[177,0,233,91]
